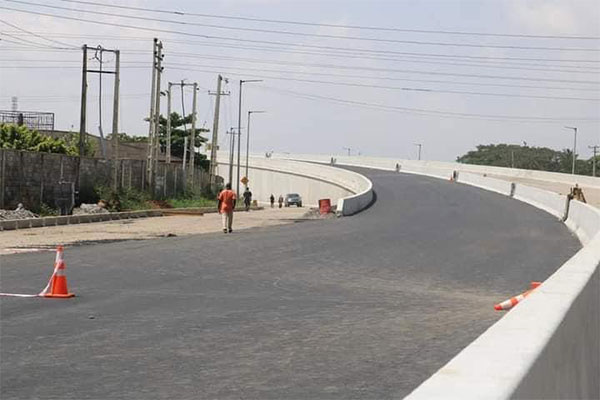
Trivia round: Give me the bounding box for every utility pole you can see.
[146,38,163,190]
[564,126,577,175]
[208,75,229,190]
[166,82,172,164]
[188,82,197,184]
[342,147,351,156]
[589,145,599,177]
[414,143,423,160]
[228,128,237,185]
[153,41,163,181]
[111,50,120,190]
[168,81,202,181]
[78,44,88,158]
[237,79,262,195]
[79,44,120,190]
[146,39,158,189]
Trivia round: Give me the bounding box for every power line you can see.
[0,31,57,48]
[259,85,599,123]
[162,65,599,102]
[57,0,600,40]
[4,32,600,70]
[3,1,600,52]
[3,48,599,74]
[2,24,599,64]
[0,19,76,48]
[0,55,598,93]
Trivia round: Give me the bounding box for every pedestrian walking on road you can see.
[270,194,275,208]
[218,183,237,233]
[243,187,253,211]
[278,195,284,208]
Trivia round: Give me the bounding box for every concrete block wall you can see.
[0,149,208,211]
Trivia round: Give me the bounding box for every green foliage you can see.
[166,197,214,209]
[106,132,148,143]
[94,185,151,211]
[0,123,78,155]
[157,112,210,170]
[457,144,597,176]
[93,185,213,211]
[38,203,59,217]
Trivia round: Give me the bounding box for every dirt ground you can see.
[0,207,310,256]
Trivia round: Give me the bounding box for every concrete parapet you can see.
[457,172,513,196]
[565,200,600,246]
[513,184,569,220]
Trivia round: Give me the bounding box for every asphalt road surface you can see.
[0,168,580,399]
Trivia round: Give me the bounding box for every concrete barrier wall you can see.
[513,184,569,220]
[456,172,513,196]
[565,200,600,246]
[272,152,599,399]
[275,152,600,188]
[216,155,372,211]
[336,175,373,216]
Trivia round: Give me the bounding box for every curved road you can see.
[0,168,579,399]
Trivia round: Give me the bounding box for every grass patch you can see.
[166,197,215,209]
[94,185,215,211]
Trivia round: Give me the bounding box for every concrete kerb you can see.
[0,210,166,231]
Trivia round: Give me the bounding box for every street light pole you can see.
[414,143,423,160]
[246,110,266,189]
[237,79,262,195]
[564,126,577,175]
[589,145,599,177]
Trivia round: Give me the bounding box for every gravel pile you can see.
[73,203,110,215]
[0,204,39,220]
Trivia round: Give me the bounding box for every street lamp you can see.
[414,143,423,160]
[564,126,577,175]
[342,147,351,156]
[246,110,266,189]
[237,79,263,194]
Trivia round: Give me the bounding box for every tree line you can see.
[0,112,210,170]
[457,144,599,176]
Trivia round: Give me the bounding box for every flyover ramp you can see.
[0,168,578,399]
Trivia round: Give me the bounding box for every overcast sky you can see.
[1,0,599,161]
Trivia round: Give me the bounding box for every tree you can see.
[157,112,210,170]
[0,123,79,155]
[457,143,596,176]
[106,132,148,143]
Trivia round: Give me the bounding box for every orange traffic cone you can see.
[494,281,541,311]
[39,245,75,298]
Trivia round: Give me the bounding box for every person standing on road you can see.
[270,194,275,208]
[243,187,253,211]
[218,183,236,233]
[278,195,284,208]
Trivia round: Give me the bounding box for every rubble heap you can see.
[0,204,39,220]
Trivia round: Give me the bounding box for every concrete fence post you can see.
[39,153,44,209]
[0,149,5,209]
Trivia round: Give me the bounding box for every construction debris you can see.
[73,203,110,215]
[0,204,39,220]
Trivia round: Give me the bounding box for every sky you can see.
[0,0,599,162]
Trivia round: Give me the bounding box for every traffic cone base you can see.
[39,246,75,299]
